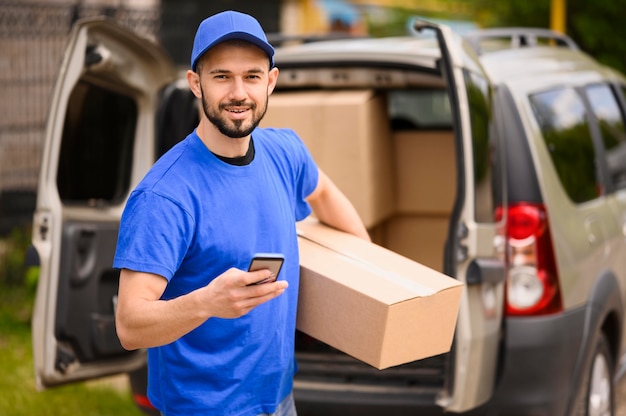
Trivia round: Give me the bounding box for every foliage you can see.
[0,285,143,416]
[0,228,141,415]
[567,0,626,74]
[470,0,626,74]
[366,7,414,37]
[0,225,33,287]
[363,1,626,74]
[471,0,550,28]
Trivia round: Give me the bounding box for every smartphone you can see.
[247,253,285,285]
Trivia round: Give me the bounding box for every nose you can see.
[228,77,247,101]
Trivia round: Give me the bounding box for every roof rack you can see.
[463,28,579,56]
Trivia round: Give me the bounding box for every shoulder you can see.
[253,127,309,157]
[253,127,302,144]
[137,133,204,192]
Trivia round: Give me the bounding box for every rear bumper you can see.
[293,379,443,416]
[293,350,449,415]
[470,306,588,416]
[293,306,589,416]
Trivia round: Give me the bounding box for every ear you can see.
[267,67,279,96]
[187,70,202,99]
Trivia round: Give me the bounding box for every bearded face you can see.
[200,87,269,139]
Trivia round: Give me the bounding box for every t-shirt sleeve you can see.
[113,190,194,281]
[286,130,319,221]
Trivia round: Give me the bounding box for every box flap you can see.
[298,237,427,305]
[297,218,462,293]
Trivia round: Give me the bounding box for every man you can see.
[113,10,369,416]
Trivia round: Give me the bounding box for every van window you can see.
[529,87,601,203]
[464,70,499,222]
[57,81,137,204]
[585,83,626,190]
[388,89,452,129]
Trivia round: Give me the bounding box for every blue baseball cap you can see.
[190,10,275,71]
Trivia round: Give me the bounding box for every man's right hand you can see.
[115,267,287,350]
[201,267,289,319]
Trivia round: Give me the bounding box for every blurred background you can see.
[1,0,625,242]
[1,0,625,414]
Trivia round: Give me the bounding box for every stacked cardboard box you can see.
[263,90,395,228]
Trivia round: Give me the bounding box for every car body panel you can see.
[477,39,626,413]
[31,18,175,389]
[426,23,505,412]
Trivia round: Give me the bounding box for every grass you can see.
[0,285,145,416]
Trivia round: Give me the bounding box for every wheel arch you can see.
[588,269,624,362]
[566,269,624,414]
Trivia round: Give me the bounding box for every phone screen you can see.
[247,253,284,285]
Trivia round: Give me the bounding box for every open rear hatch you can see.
[268,24,505,412]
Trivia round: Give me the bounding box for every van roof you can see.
[274,36,442,70]
[477,46,624,85]
[273,29,626,90]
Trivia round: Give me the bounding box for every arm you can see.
[306,169,371,241]
[115,267,287,350]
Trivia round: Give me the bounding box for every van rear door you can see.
[31,18,175,389]
[414,22,507,412]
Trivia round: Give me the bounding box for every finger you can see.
[242,280,288,306]
[245,269,276,286]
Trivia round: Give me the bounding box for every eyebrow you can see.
[208,67,266,75]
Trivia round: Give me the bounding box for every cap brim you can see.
[192,32,275,70]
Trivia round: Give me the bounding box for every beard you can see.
[200,87,268,139]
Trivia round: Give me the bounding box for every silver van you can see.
[31,18,626,415]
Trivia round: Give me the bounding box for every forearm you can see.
[116,281,210,350]
[115,267,287,350]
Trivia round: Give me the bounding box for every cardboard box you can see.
[393,130,456,215]
[263,90,395,227]
[381,214,450,273]
[296,218,463,370]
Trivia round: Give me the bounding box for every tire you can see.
[579,333,614,416]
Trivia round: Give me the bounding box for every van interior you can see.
[262,86,456,274]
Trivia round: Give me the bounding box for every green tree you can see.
[471,0,626,73]
[568,0,626,74]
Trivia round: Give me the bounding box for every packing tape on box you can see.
[298,232,437,297]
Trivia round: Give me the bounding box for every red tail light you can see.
[133,393,157,411]
[505,203,562,316]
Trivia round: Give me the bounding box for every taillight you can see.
[505,203,562,316]
[133,393,157,411]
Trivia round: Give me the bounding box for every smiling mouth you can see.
[222,100,254,112]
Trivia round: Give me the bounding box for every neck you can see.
[196,119,250,158]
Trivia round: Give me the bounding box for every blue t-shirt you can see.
[113,127,318,416]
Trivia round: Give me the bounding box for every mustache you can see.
[220,100,256,110]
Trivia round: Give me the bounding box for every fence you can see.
[0,0,160,234]
[0,0,160,193]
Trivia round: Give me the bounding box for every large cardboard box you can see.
[296,218,463,370]
[393,130,456,215]
[262,90,395,228]
[381,215,450,273]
